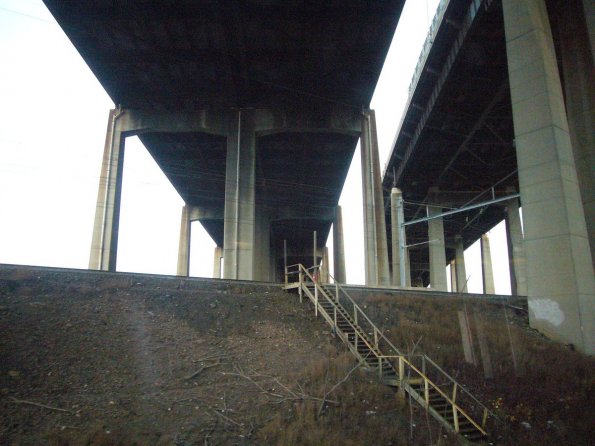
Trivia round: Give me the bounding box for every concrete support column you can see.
[223,110,256,280]
[321,247,330,283]
[557,1,595,266]
[89,108,126,272]
[449,260,457,293]
[454,235,467,293]
[481,234,496,294]
[254,205,271,281]
[360,109,390,286]
[503,0,595,354]
[505,197,527,296]
[177,205,192,276]
[213,247,223,279]
[427,206,448,291]
[390,188,410,287]
[333,206,347,283]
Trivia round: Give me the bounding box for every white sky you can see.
[0,0,512,294]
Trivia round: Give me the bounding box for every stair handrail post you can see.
[314,279,318,317]
[452,383,459,432]
[299,269,303,303]
[374,328,378,350]
[424,377,430,406]
[335,282,339,304]
[398,356,404,384]
[422,355,426,375]
[378,356,383,380]
[333,305,337,329]
[482,407,488,428]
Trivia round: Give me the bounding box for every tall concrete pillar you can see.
[390,188,410,287]
[449,260,457,293]
[481,234,496,295]
[333,206,347,283]
[360,109,390,286]
[505,197,527,296]
[503,0,595,354]
[321,247,330,283]
[454,235,467,293]
[254,205,271,281]
[223,110,256,280]
[557,1,595,266]
[89,108,126,272]
[427,206,448,291]
[213,246,222,279]
[177,205,192,276]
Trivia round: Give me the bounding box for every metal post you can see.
[299,270,303,303]
[313,230,317,271]
[283,239,287,285]
[397,192,407,287]
[314,281,318,317]
[452,383,459,431]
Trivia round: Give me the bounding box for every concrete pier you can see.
[481,234,496,295]
[390,187,409,287]
[505,197,527,296]
[89,108,126,272]
[427,206,447,291]
[223,110,256,280]
[213,246,222,279]
[503,0,595,354]
[333,206,347,283]
[454,235,467,293]
[361,110,390,287]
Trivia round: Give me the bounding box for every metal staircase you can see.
[284,263,494,442]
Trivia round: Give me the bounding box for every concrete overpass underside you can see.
[382,0,594,354]
[42,0,406,282]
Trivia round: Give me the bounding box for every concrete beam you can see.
[504,0,595,354]
[361,110,390,286]
[89,108,126,272]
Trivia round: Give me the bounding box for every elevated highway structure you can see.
[382,0,594,354]
[42,0,406,284]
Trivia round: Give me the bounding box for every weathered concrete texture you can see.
[360,110,390,287]
[481,234,496,295]
[89,108,125,272]
[454,235,467,293]
[503,0,595,354]
[320,247,330,283]
[333,206,347,284]
[223,110,256,280]
[557,0,595,267]
[505,197,527,296]
[253,205,272,282]
[427,206,447,291]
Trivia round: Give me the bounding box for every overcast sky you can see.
[0,0,512,294]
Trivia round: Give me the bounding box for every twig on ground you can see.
[317,361,361,417]
[185,361,221,380]
[212,409,243,427]
[9,397,72,413]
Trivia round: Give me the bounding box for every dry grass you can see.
[256,350,463,446]
[359,293,595,445]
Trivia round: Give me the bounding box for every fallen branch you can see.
[185,361,221,380]
[9,397,71,413]
[317,361,361,417]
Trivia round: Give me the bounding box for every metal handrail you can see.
[377,354,487,435]
[286,264,495,429]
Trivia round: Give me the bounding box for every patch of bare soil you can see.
[0,267,345,445]
[2,267,455,446]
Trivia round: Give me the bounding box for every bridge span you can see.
[381,0,593,354]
